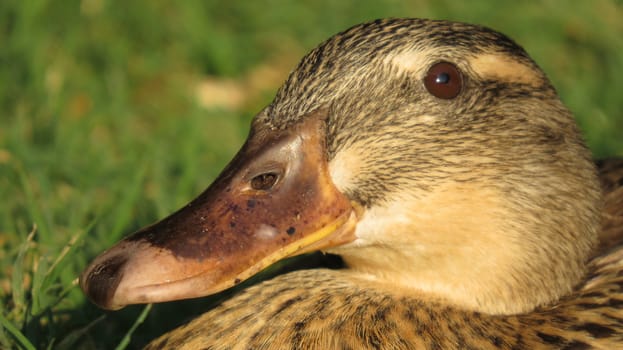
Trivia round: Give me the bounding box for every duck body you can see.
[80,19,623,349]
[148,250,623,349]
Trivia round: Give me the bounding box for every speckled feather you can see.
[147,238,623,350]
[144,19,623,349]
[146,161,623,350]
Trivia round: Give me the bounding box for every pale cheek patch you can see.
[329,147,363,194]
[350,199,415,245]
[469,54,542,86]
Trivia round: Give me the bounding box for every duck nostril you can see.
[250,172,279,191]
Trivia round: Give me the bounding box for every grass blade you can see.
[0,311,36,350]
[115,304,152,350]
[54,314,106,350]
[11,224,37,323]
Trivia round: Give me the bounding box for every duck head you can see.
[80,19,601,315]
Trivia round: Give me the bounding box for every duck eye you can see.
[424,62,462,99]
[250,172,278,191]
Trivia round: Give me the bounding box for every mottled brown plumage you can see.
[148,249,623,349]
[145,164,623,349]
[597,158,623,252]
[83,18,623,349]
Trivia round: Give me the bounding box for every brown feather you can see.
[597,158,623,252]
[146,256,623,349]
[139,19,623,349]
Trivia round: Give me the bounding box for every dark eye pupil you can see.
[424,61,463,99]
[251,173,277,191]
[435,72,450,84]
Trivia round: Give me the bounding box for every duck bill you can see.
[80,111,358,310]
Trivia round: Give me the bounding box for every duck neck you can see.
[329,182,599,315]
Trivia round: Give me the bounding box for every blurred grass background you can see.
[0,0,621,348]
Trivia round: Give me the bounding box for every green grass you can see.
[1,0,622,348]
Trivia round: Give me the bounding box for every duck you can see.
[79,18,623,349]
